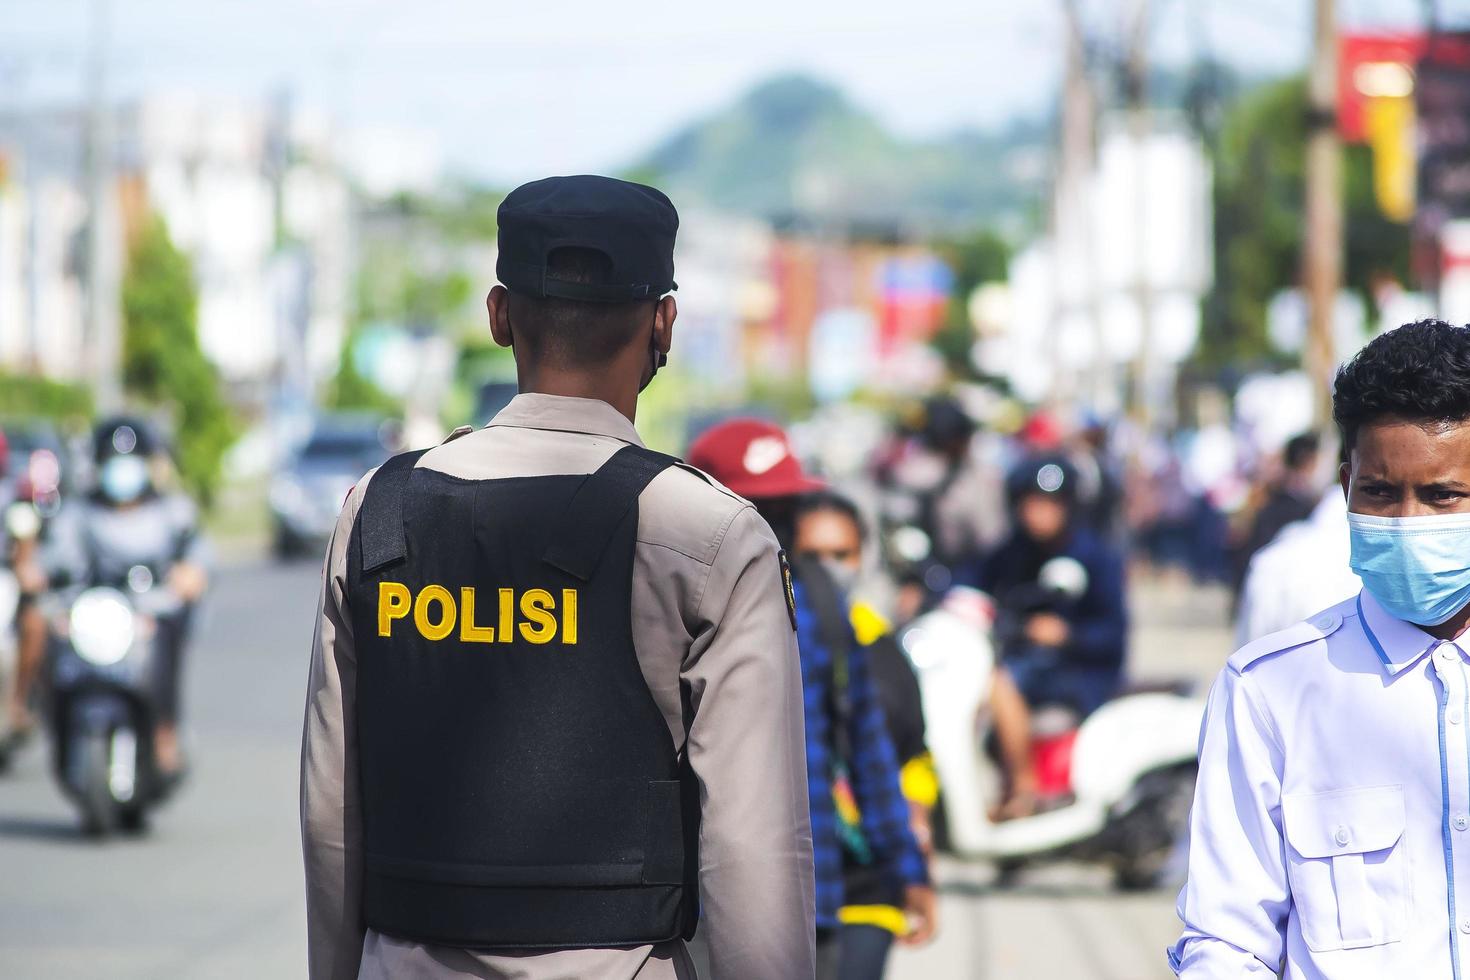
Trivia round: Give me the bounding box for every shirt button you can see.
[1443,647,1459,662]
[1334,825,1351,846]
[1453,709,1464,725]
[1456,816,1468,831]
[1460,919,1470,935]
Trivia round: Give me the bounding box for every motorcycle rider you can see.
[32,417,209,776]
[962,454,1128,719]
[876,396,1008,619]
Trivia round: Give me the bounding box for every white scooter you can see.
[900,565,1205,889]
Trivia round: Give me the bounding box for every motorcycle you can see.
[44,562,181,835]
[900,572,1205,889]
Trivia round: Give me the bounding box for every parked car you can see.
[270,417,396,559]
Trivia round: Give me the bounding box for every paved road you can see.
[0,559,315,979]
[0,560,1232,979]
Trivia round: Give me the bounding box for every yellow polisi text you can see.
[377,582,579,645]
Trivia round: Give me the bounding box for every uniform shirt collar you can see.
[1357,588,1448,677]
[485,393,646,448]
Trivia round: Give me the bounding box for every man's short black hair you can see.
[1333,319,1470,451]
[506,247,654,367]
[1283,432,1320,471]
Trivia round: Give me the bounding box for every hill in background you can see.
[630,74,1050,236]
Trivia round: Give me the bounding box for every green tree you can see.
[121,216,237,505]
[0,374,92,422]
[324,327,404,415]
[1196,76,1411,373]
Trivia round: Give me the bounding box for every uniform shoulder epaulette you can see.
[667,460,751,507]
[440,424,475,444]
[1228,609,1344,673]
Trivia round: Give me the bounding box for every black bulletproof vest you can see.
[346,445,698,949]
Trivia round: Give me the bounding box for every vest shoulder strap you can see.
[358,448,430,574]
[543,445,678,581]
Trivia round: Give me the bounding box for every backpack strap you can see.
[358,449,430,574]
[543,445,678,581]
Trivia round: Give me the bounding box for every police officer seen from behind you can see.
[300,176,815,980]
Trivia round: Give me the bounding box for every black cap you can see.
[496,175,678,303]
[1006,454,1078,506]
[93,415,159,462]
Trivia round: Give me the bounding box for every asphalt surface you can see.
[0,558,315,979]
[0,559,1231,979]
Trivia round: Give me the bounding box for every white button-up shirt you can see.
[1172,590,1470,978]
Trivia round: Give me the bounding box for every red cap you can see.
[687,418,826,500]
[1020,411,1064,450]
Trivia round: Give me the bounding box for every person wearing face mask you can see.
[38,417,209,778]
[793,492,1038,837]
[792,491,932,979]
[1172,319,1470,978]
[689,420,936,980]
[301,178,814,980]
[961,454,1129,721]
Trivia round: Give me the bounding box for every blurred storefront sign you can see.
[807,308,876,403]
[1340,31,1470,320]
[1417,35,1470,228]
[1339,35,1423,221]
[1418,33,1470,321]
[876,253,951,357]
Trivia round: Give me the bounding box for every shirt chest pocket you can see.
[1281,785,1409,953]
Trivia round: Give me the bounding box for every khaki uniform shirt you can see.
[301,394,815,980]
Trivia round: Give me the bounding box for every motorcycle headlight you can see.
[69,588,135,666]
[901,626,948,672]
[890,526,933,564]
[4,501,41,541]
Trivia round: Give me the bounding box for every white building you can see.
[0,93,357,403]
[129,93,353,395]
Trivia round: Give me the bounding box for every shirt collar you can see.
[1357,588,1445,677]
[485,393,645,448]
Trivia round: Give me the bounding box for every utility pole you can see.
[83,0,121,411]
[1303,0,1342,427]
[1125,0,1154,430]
[1058,0,1104,409]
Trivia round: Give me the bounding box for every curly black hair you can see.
[1333,319,1470,450]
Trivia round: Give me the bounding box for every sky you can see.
[0,0,1437,184]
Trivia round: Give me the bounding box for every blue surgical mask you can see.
[1348,511,1470,626]
[99,455,150,504]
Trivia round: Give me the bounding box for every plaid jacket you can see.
[793,579,929,929]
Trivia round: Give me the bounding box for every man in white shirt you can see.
[1173,319,1470,978]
